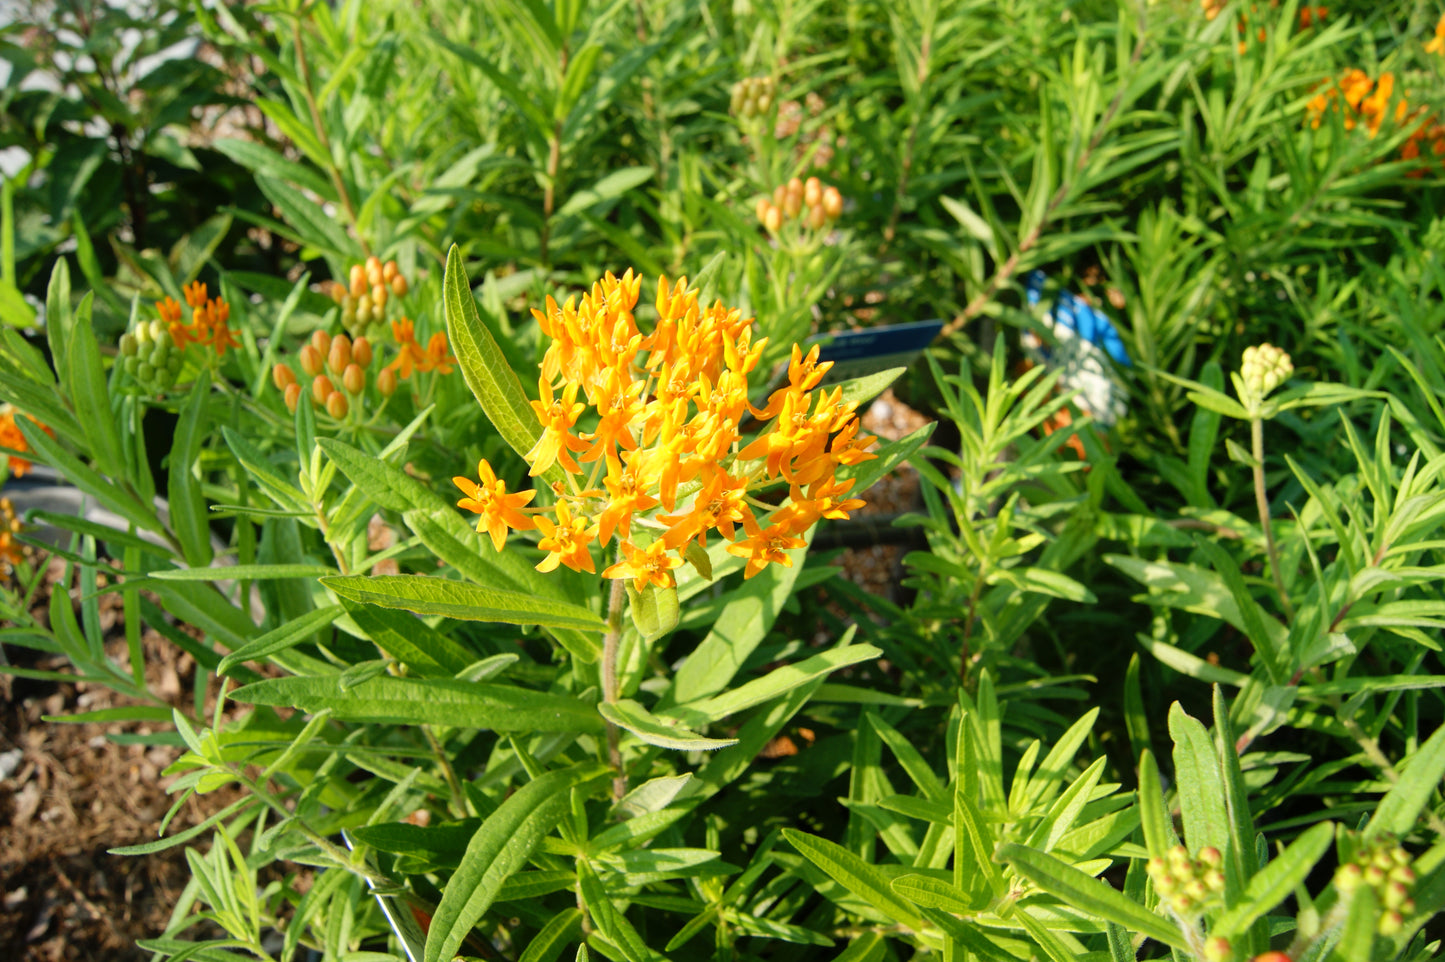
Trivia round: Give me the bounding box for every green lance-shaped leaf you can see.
[781,829,925,931]
[322,574,604,631]
[626,580,679,642]
[443,245,563,489]
[599,698,737,751]
[1368,721,1445,837]
[425,764,607,962]
[1169,703,1231,855]
[342,598,487,677]
[317,436,444,513]
[216,604,344,676]
[1211,821,1334,940]
[674,639,879,725]
[231,675,604,733]
[168,372,214,566]
[64,292,126,481]
[996,843,1187,949]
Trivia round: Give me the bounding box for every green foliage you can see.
[4,0,1445,959]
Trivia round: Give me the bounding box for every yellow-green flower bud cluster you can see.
[1147,845,1226,917]
[1203,936,1233,962]
[119,320,182,392]
[730,76,775,118]
[273,330,392,421]
[326,256,410,336]
[1335,834,1416,935]
[756,176,844,234]
[1241,343,1293,400]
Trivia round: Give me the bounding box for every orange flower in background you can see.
[1428,12,1445,55]
[1308,68,1409,139]
[454,269,877,585]
[0,404,51,477]
[385,318,454,380]
[0,497,24,576]
[160,282,238,357]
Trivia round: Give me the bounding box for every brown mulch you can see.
[1,558,237,962]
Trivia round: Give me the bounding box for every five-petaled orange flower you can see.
[454,460,537,551]
[454,270,876,584]
[161,282,239,357]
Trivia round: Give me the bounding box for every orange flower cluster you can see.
[166,282,239,356]
[454,271,876,587]
[1307,69,1408,139]
[0,403,50,477]
[386,318,455,380]
[755,177,844,235]
[1402,117,1445,174]
[0,497,23,577]
[1428,12,1445,55]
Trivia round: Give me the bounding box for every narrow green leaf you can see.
[319,437,442,514]
[1169,703,1230,854]
[997,843,1186,949]
[1212,821,1333,939]
[626,581,679,642]
[890,874,976,913]
[322,574,604,631]
[168,372,213,566]
[443,245,560,487]
[599,699,737,751]
[781,829,925,930]
[216,605,343,676]
[1367,722,1445,837]
[342,599,476,676]
[154,564,336,582]
[518,907,582,962]
[675,639,878,725]
[425,765,606,962]
[232,675,604,733]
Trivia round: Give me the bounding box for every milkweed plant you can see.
[2,0,1445,960]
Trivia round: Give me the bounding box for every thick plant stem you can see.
[1251,416,1295,622]
[601,577,627,801]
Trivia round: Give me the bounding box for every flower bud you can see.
[312,374,335,404]
[382,259,398,283]
[1383,880,1411,910]
[1198,847,1223,868]
[1378,909,1404,936]
[326,391,349,419]
[299,344,324,378]
[764,205,783,234]
[804,176,822,208]
[376,367,398,397]
[772,184,786,208]
[1250,954,1293,962]
[328,334,352,375]
[822,185,843,220]
[138,362,155,382]
[365,255,383,286]
[783,189,802,219]
[343,362,366,395]
[311,329,332,355]
[353,336,373,368]
[756,197,772,225]
[390,274,408,297]
[1204,870,1225,893]
[349,264,366,299]
[806,202,827,230]
[284,382,302,413]
[357,293,373,320]
[1167,845,1192,872]
[1184,879,1209,902]
[1389,865,1416,885]
[1240,343,1293,400]
[756,93,772,113]
[328,280,347,303]
[1335,863,1363,892]
[120,333,138,357]
[1365,864,1387,887]
[272,363,297,391]
[1204,936,1232,962]
[372,283,388,310]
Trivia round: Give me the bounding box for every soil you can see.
[1,557,235,962]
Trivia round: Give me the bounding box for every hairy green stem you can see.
[1251,416,1294,621]
[602,576,627,801]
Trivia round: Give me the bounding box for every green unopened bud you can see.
[1167,845,1192,873]
[122,356,139,375]
[1365,864,1387,887]
[1378,909,1404,936]
[1185,879,1210,902]
[1391,846,1411,867]
[1198,847,1223,869]
[1240,343,1293,401]
[1383,880,1410,910]
[120,333,138,357]
[1335,863,1363,892]
[1389,865,1416,886]
[138,362,155,382]
[1204,936,1232,962]
[1204,870,1225,893]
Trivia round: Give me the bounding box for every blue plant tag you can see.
[808,319,944,386]
[1022,270,1130,427]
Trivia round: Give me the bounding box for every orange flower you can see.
[603,539,682,592]
[0,404,50,477]
[455,269,873,583]
[418,332,456,375]
[726,515,806,580]
[454,459,537,551]
[535,500,597,573]
[1428,12,1445,55]
[527,377,589,476]
[0,497,23,576]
